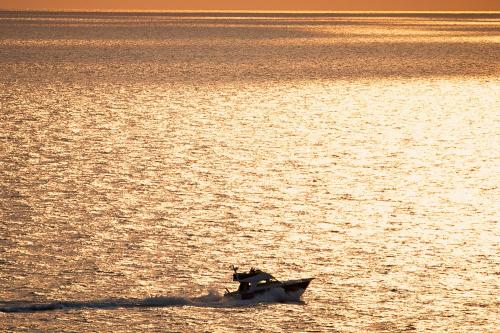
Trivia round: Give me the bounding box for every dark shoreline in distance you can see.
[0,10,499,19]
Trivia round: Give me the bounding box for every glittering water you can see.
[0,11,499,332]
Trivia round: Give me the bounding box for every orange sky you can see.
[1,0,499,11]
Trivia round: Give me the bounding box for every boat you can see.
[223,266,313,300]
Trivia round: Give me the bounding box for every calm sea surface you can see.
[0,11,499,332]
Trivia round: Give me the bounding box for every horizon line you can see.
[1,8,499,13]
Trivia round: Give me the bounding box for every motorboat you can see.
[223,266,313,300]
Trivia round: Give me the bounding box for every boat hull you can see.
[282,278,313,294]
[224,278,313,300]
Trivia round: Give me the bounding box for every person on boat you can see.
[238,282,249,293]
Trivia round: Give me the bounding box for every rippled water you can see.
[0,11,499,332]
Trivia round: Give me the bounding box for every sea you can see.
[0,11,499,332]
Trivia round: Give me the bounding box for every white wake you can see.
[0,289,304,313]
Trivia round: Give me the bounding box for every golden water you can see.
[0,11,499,332]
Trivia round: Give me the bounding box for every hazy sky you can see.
[1,0,499,11]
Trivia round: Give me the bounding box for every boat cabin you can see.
[233,268,277,293]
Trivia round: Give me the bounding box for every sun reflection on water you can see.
[0,11,499,332]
